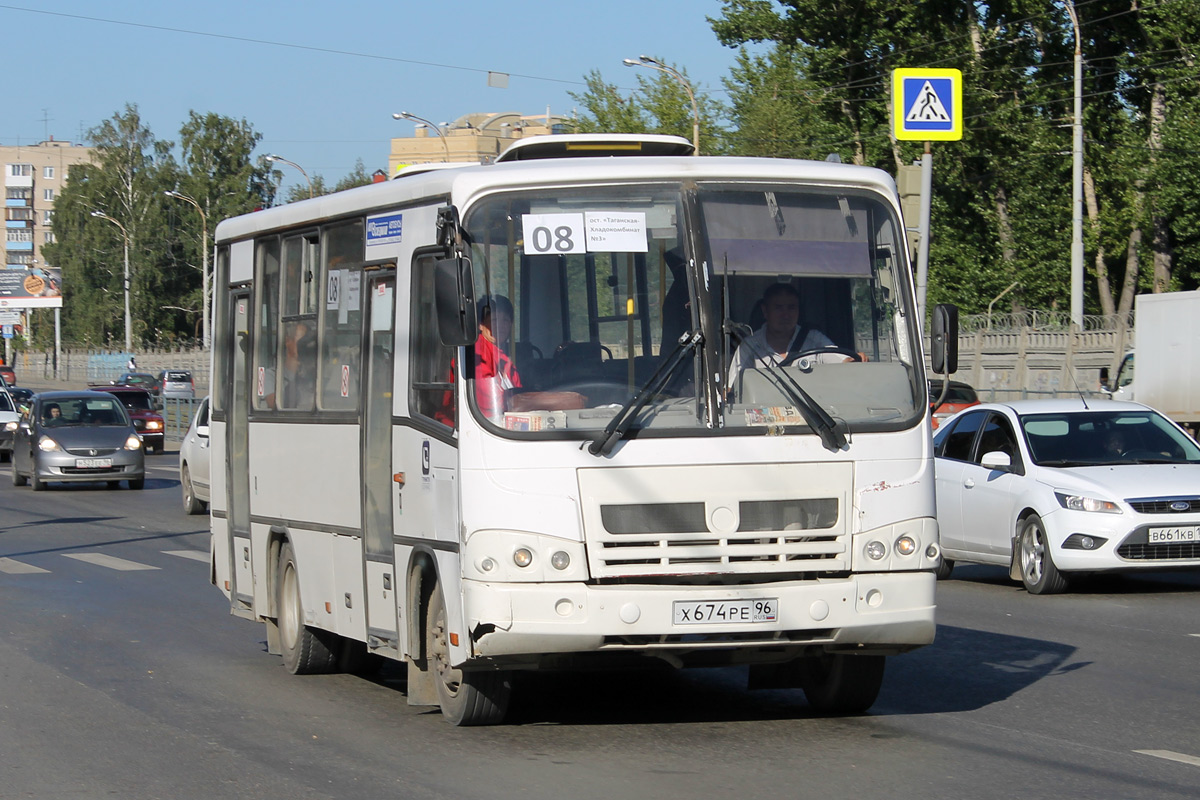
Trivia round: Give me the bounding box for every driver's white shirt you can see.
[727,325,836,388]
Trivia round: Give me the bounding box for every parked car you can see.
[159,369,196,400]
[112,372,160,396]
[929,379,980,429]
[9,390,145,490]
[179,396,210,514]
[91,386,165,454]
[933,398,1200,594]
[0,386,19,461]
[0,364,14,385]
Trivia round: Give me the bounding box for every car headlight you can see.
[145,420,163,431]
[38,436,61,452]
[4,420,17,432]
[1055,491,1121,514]
[124,435,143,451]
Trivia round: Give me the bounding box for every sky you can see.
[0,1,745,196]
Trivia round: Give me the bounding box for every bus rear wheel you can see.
[277,542,337,674]
[426,586,511,726]
[799,653,886,713]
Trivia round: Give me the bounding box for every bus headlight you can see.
[465,530,587,582]
[866,540,887,560]
[895,536,917,556]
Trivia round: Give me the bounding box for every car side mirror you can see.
[979,450,1012,470]
[196,424,210,439]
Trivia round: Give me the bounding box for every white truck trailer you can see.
[1102,290,1200,431]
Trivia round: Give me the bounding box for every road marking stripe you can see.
[163,550,208,562]
[1134,750,1200,768]
[0,557,50,574]
[63,553,159,571]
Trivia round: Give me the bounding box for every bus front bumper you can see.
[462,571,935,665]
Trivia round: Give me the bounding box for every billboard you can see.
[0,267,62,309]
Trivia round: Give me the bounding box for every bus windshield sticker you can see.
[365,212,404,249]
[584,212,648,252]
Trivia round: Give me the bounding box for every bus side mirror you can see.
[930,303,959,375]
[434,256,478,346]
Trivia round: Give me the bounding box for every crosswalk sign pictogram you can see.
[893,68,963,141]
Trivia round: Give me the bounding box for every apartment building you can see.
[388,111,567,174]
[3,138,96,270]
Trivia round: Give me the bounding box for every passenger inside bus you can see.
[727,283,858,390]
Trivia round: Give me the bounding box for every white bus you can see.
[210,134,957,725]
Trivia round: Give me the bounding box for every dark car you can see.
[10,390,145,490]
[92,386,166,454]
[929,379,981,430]
[7,386,34,409]
[113,372,160,396]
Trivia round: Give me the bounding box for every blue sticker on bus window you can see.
[366,212,403,247]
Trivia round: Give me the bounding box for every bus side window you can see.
[411,255,456,426]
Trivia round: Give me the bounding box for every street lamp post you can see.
[623,55,700,155]
[91,210,132,352]
[392,112,451,163]
[265,154,314,199]
[165,190,210,350]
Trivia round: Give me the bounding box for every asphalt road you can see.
[1,454,1198,800]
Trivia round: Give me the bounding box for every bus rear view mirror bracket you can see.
[434,256,478,346]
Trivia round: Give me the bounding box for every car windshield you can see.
[165,372,190,382]
[113,392,154,411]
[1021,410,1200,466]
[461,181,921,439]
[40,397,129,427]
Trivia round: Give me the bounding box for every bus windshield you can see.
[462,181,920,437]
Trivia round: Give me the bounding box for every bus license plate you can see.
[76,458,113,469]
[673,598,777,625]
[1148,526,1200,544]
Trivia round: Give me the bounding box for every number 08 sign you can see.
[522,212,648,254]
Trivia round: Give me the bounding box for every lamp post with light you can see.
[393,111,451,162]
[90,210,132,352]
[265,154,314,199]
[623,55,700,155]
[165,190,210,350]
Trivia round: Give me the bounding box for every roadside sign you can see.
[0,311,20,325]
[2,325,13,339]
[893,68,963,141]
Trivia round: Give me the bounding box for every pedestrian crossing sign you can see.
[893,68,963,141]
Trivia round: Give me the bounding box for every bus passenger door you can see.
[227,290,254,613]
[362,274,400,656]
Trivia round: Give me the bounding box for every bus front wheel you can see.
[426,586,511,726]
[799,653,886,713]
[277,541,338,675]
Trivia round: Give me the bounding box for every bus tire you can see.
[426,586,511,726]
[277,541,338,675]
[799,653,886,713]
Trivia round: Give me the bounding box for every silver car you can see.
[159,369,196,400]
[10,391,146,490]
[179,396,210,513]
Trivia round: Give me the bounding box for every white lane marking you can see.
[1135,750,1200,768]
[163,550,208,562]
[0,557,50,574]
[63,553,159,571]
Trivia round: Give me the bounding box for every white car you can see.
[933,398,1200,594]
[179,396,210,514]
[0,387,20,462]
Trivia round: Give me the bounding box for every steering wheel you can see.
[779,347,863,367]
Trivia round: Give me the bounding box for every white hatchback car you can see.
[933,398,1200,593]
[179,396,210,514]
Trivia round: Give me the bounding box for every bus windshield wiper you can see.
[725,321,846,452]
[587,330,702,457]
